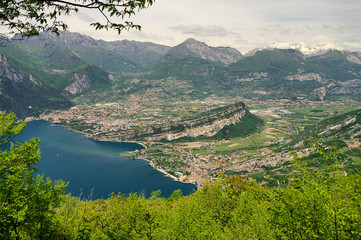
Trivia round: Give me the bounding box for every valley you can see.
[33,97,361,188]
[2,1,361,238]
[2,31,361,189]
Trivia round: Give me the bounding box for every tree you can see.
[0,0,154,38]
[0,111,67,239]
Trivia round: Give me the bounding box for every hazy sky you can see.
[54,0,361,53]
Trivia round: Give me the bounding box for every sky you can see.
[17,0,361,54]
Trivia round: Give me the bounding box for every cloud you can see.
[71,11,98,23]
[341,41,361,51]
[321,23,359,32]
[169,24,230,38]
[58,0,361,52]
[260,24,305,35]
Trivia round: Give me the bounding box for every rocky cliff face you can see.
[91,102,249,142]
[226,149,312,173]
[0,52,25,84]
[62,74,91,97]
[0,51,71,117]
[288,109,361,147]
[317,113,361,139]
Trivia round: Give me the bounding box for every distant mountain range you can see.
[245,42,345,57]
[1,31,361,117]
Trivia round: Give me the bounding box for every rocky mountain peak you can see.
[182,38,207,47]
[166,38,243,65]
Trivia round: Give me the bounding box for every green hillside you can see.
[305,50,359,80]
[227,49,305,76]
[0,40,111,117]
[147,56,224,82]
[17,43,85,70]
[0,42,72,117]
[0,77,71,118]
[289,108,361,146]
[70,45,141,72]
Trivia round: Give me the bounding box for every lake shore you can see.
[140,156,200,190]
[19,120,197,198]
[137,156,181,182]
[26,119,196,189]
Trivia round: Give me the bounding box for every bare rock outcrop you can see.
[62,74,91,97]
[227,149,312,173]
[285,72,326,83]
[91,102,250,142]
[0,52,25,83]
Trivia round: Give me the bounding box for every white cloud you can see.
[52,0,361,52]
[169,25,230,38]
[341,41,361,51]
[260,24,306,36]
[321,23,359,32]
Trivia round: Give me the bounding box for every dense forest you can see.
[1,111,361,239]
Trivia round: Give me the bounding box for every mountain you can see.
[115,47,361,102]
[246,42,345,56]
[133,38,243,98]
[341,51,361,64]
[60,64,111,97]
[19,31,170,72]
[0,39,111,117]
[164,38,243,65]
[1,32,361,117]
[219,49,361,100]
[0,51,71,118]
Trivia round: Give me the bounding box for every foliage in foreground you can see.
[51,169,361,239]
[0,112,67,240]
[1,111,361,239]
[1,0,154,37]
[51,144,361,240]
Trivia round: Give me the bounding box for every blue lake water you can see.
[15,120,196,199]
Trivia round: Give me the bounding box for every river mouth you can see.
[15,120,196,199]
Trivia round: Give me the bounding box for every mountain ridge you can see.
[90,102,263,142]
[164,38,243,65]
[1,31,361,117]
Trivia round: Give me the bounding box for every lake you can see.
[14,120,196,199]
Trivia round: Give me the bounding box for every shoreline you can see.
[137,156,179,182]
[26,119,196,188]
[136,156,200,190]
